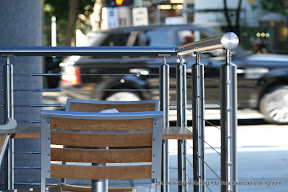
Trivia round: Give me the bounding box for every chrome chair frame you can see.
[40,110,163,192]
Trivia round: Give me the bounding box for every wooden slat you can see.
[51,148,152,163]
[11,131,193,140]
[51,132,152,147]
[69,103,156,113]
[49,184,133,192]
[57,184,90,192]
[108,188,133,192]
[163,134,192,140]
[51,118,153,131]
[12,126,193,140]
[11,133,40,139]
[51,164,151,180]
[0,134,7,150]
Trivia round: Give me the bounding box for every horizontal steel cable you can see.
[183,153,194,169]
[14,104,62,107]
[186,126,193,132]
[170,126,179,135]
[205,101,221,106]
[185,107,193,114]
[198,96,220,106]
[10,88,159,92]
[185,172,193,192]
[204,120,221,130]
[185,140,193,150]
[199,138,221,155]
[199,155,221,181]
[185,172,193,183]
[201,178,213,192]
[169,126,193,136]
[206,184,213,192]
[16,120,40,123]
[204,78,220,82]
[14,89,62,92]
[13,73,160,76]
[62,88,158,92]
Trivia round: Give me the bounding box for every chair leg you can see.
[41,178,46,192]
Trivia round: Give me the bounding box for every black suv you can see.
[58,24,288,124]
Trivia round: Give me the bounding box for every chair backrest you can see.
[66,99,159,112]
[41,110,163,192]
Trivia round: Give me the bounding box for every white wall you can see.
[194,0,263,27]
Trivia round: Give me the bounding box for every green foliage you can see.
[43,0,95,46]
[259,0,287,14]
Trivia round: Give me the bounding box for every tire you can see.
[105,92,142,101]
[260,85,288,124]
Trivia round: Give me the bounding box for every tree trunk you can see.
[223,0,233,32]
[92,0,105,31]
[235,0,243,36]
[65,0,79,46]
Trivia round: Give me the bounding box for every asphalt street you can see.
[167,121,288,192]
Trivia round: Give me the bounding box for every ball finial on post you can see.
[221,32,239,50]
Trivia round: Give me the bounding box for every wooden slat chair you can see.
[66,99,159,112]
[40,110,163,192]
[65,99,160,192]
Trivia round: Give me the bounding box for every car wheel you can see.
[260,85,288,124]
[105,92,142,101]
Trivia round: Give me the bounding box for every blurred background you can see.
[0,1,288,191]
[42,0,287,52]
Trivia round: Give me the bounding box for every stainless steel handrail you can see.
[177,32,239,55]
[0,32,238,57]
[0,46,177,56]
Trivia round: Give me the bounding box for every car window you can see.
[100,33,130,46]
[178,30,211,45]
[146,30,177,46]
[134,32,148,46]
[126,31,148,46]
[100,31,148,46]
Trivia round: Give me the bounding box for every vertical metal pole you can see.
[182,0,188,24]
[192,53,205,192]
[3,57,14,190]
[92,177,108,192]
[3,57,14,121]
[156,3,160,24]
[92,147,108,192]
[220,50,238,192]
[160,57,169,192]
[51,16,57,47]
[176,56,187,192]
[7,139,14,190]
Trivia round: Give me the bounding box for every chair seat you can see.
[49,184,133,192]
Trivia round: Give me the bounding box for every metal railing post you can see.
[192,53,205,192]
[220,50,238,192]
[176,56,187,192]
[3,56,15,190]
[3,57,14,121]
[160,56,169,192]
